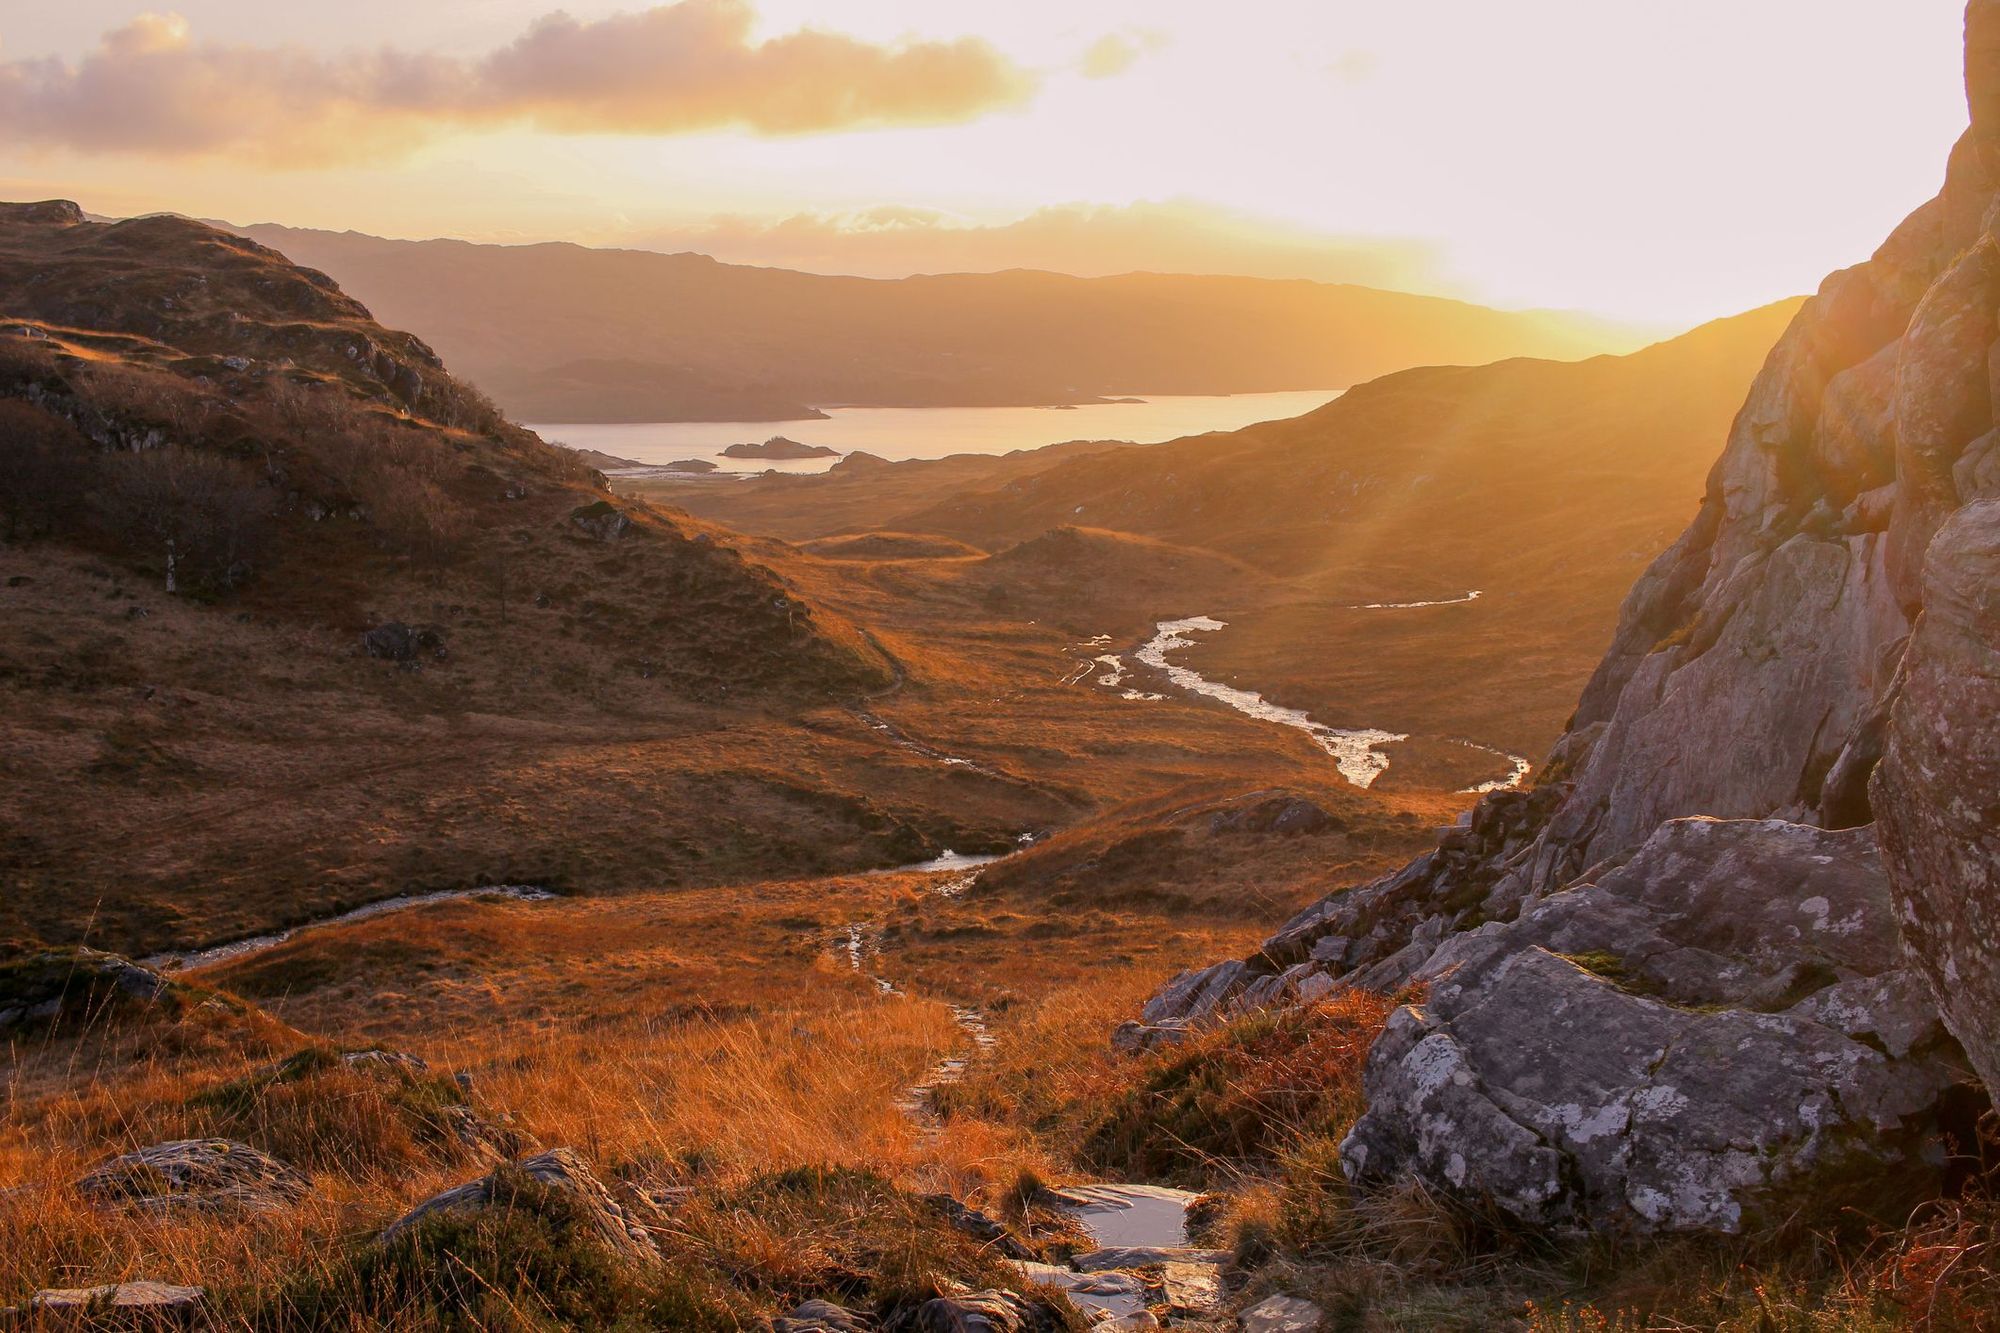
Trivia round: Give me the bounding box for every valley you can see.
[4,7,2000,1324]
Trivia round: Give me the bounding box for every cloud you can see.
[0,2,1039,163]
[1080,31,1166,80]
[627,198,1449,294]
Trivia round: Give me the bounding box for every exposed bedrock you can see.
[1131,1,2000,1234]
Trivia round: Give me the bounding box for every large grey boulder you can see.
[76,1139,311,1215]
[1339,820,1964,1233]
[380,1147,660,1267]
[1875,500,2000,1100]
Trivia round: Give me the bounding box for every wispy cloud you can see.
[628,198,1449,293]
[1079,31,1167,80]
[0,3,1040,164]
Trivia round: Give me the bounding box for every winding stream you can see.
[1135,617,1407,789]
[1354,589,1483,609]
[142,886,559,974]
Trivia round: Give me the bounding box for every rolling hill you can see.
[233,222,1654,423]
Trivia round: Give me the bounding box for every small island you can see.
[721,436,841,460]
[665,459,718,473]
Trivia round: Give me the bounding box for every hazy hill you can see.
[234,222,1654,423]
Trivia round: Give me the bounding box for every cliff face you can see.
[1131,2,2000,1235]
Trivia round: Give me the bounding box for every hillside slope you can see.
[236,223,1652,422]
[0,202,1112,953]
[658,301,1802,769]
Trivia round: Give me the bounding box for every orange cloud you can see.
[0,2,1039,163]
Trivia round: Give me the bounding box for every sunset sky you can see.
[0,2,1972,325]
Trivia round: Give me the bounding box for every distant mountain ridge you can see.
[230,222,1658,423]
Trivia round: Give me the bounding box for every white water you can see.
[1457,740,1533,793]
[142,886,557,974]
[1136,616,1406,788]
[1356,589,1483,609]
[884,849,1009,876]
[534,390,1341,476]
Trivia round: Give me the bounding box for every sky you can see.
[0,2,1974,325]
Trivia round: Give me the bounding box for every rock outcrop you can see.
[1875,500,2000,1096]
[380,1148,660,1267]
[1134,1,2000,1233]
[76,1139,312,1215]
[1340,819,1962,1232]
[0,948,175,1032]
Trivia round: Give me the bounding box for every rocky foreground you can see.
[1135,0,2000,1245]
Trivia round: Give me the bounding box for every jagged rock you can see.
[1237,1294,1323,1333]
[774,1299,874,1332]
[76,1139,311,1215]
[924,1193,1033,1259]
[902,1289,1063,1332]
[1129,0,2000,1241]
[0,200,84,226]
[1875,499,2000,1100]
[339,1047,430,1076]
[380,1147,659,1266]
[9,1281,205,1327]
[1339,820,1964,1233]
[568,500,632,541]
[360,621,447,663]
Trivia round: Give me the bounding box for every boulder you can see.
[379,1147,659,1267]
[0,949,173,1033]
[1339,819,1966,1234]
[568,500,632,541]
[360,621,446,663]
[76,1139,311,1215]
[1875,499,2000,1100]
[9,1281,205,1327]
[1208,796,1336,836]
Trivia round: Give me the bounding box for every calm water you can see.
[530,389,1342,475]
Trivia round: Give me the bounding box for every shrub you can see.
[261,1168,740,1331]
[89,445,271,593]
[1081,991,1396,1187]
[0,399,94,540]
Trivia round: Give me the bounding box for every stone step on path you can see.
[1006,1183,1235,1328]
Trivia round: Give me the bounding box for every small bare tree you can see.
[94,447,271,593]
